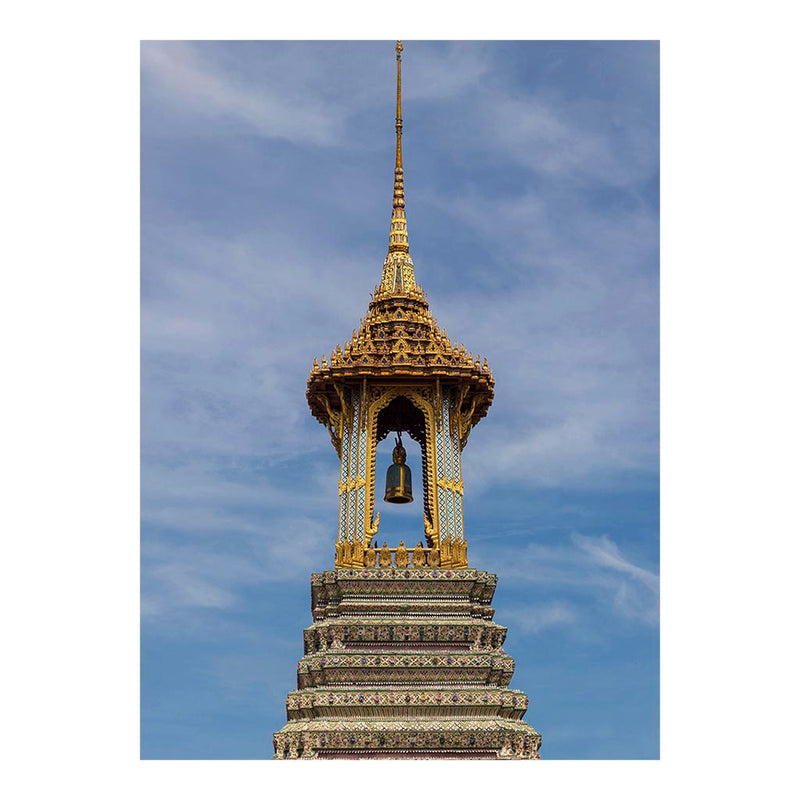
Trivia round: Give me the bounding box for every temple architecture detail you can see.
[273,42,541,759]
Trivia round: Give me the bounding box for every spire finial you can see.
[396,40,403,170]
[379,40,416,294]
[388,40,409,256]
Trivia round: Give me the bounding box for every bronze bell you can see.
[384,432,413,504]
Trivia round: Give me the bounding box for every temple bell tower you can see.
[306,41,493,571]
[273,42,541,760]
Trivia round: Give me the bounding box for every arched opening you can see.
[373,395,432,546]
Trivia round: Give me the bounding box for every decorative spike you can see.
[379,41,417,294]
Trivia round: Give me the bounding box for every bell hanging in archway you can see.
[384,432,413,504]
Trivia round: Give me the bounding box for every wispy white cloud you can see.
[141,42,341,145]
[572,533,659,624]
[431,152,654,477]
[144,549,251,613]
[142,513,332,622]
[473,533,659,629]
[502,601,579,634]
[572,533,659,591]
[140,225,377,458]
[488,96,615,179]
[140,450,339,626]
[140,41,494,149]
[403,43,492,102]
[477,93,658,187]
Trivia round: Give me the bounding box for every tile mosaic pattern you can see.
[273,568,541,759]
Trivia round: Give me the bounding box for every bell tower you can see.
[273,42,541,760]
[306,40,493,571]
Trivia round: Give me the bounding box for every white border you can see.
[5,1,797,797]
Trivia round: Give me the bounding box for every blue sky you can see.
[140,40,659,760]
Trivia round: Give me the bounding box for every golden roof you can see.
[307,42,494,436]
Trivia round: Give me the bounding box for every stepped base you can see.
[273,567,541,760]
[274,718,540,760]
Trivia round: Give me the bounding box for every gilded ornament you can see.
[394,541,409,568]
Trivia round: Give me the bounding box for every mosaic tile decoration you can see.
[274,569,541,759]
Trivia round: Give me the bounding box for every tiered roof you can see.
[307,40,494,439]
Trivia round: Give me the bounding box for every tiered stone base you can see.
[273,567,541,759]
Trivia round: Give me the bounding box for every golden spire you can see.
[390,40,407,252]
[380,40,417,294]
[395,42,403,165]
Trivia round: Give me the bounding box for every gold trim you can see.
[364,386,440,550]
[437,477,464,496]
[339,476,367,496]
